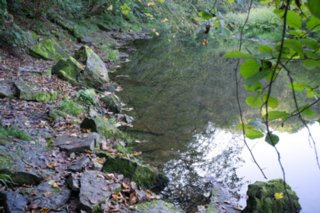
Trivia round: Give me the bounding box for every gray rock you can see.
[55,133,100,153]
[29,182,71,209]
[66,174,80,192]
[68,157,91,172]
[0,80,16,98]
[0,141,50,185]
[133,200,184,213]
[80,170,121,212]
[75,45,109,88]
[0,192,27,213]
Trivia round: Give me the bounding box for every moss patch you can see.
[29,39,68,61]
[52,56,84,85]
[0,127,32,141]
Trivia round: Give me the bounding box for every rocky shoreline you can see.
[0,27,184,212]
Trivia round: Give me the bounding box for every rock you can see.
[68,156,91,172]
[101,94,122,113]
[29,182,71,209]
[75,45,109,87]
[66,174,80,192]
[0,141,50,185]
[0,192,27,213]
[52,56,84,85]
[102,157,169,191]
[55,133,101,153]
[79,170,121,212]
[80,116,118,139]
[0,80,16,98]
[133,200,184,213]
[29,39,68,61]
[242,179,301,213]
[14,80,58,102]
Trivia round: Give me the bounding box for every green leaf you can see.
[244,82,262,92]
[258,45,273,55]
[308,0,320,19]
[284,39,303,57]
[290,81,308,91]
[265,132,279,146]
[198,11,213,20]
[246,128,264,139]
[265,111,289,121]
[306,16,320,31]
[240,59,260,79]
[301,38,320,49]
[301,107,318,119]
[246,96,262,108]
[224,51,252,59]
[245,70,269,86]
[303,60,320,69]
[264,96,279,109]
[287,10,302,29]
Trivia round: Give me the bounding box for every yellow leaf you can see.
[161,18,169,23]
[48,180,59,189]
[274,192,284,200]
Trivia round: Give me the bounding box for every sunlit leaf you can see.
[264,96,279,109]
[306,16,320,31]
[264,111,289,121]
[246,128,264,139]
[274,192,284,200]
[224,51,252,59]
[301,108,318,119]
[244,82,262,92]
[240,59,260,79]
[303,60,320,69]
[198,11,213,20]
[287,10,302,29]
[265,132,279,146]
[258,45,273,55]
[246,96,262,108]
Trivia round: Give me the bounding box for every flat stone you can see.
[29,182,71,210]
[0,192,27,213]
[80,170,121,212]
[55,133,100,153]
[0,80,16,98]
[134,200,184,213]
[68,156,91,172]
[0,141,50,185]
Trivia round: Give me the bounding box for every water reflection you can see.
[116,34,320,212]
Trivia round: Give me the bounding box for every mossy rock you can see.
[102,157,169,191]
[14,80,58,102]
[29,39,68,61]
[101,94,122,113]
[134,200,184,213]
[52,56,84,85]
[75,45,109,87]
[242,179,301,213]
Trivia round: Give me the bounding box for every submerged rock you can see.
[14,80,58,102]
[29,39,68,61]
[75,45,109,87]
[0,191,27,213]
[55,133,101,153]
[79,170,121,212]
[29,182,71,209]
[242,179,301,213]
[133,200,184,213]
[102,157,169,191]
[0,80,16,98]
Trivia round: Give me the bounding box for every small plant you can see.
[100,44,120,62]
[76,89,98,108]
[58,99,84,116]
[0,127,32,141]
[0,172,12,186]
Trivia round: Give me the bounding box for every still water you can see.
[115,34,320,212]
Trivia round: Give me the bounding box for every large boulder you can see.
[0,80,16,98]
[79,170,121,212]
[102,157,169,191]
[0,192,27,213]
[29,39,68,61]
[75,45,109,87]
[14,80,58,102]
[242,179,301,213]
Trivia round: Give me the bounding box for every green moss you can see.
[0,127,32,141]
[100,44,120,62]
[29,39,68,61]
[52,56,83,85]
[35,91,58,102]
[76,89,98,107]
[58,99,84,116]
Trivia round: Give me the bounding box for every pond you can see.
[114,33,320,213]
